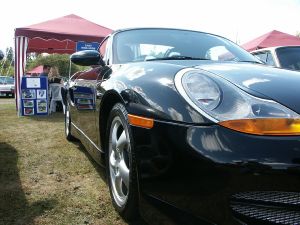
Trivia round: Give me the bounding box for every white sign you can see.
[26,78,41,88]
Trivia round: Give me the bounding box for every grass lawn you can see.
[0,98,129,225]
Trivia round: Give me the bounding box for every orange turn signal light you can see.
[128,114,154,129]
[219,118,300,136]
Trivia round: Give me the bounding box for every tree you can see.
[6,47,14,63]
[0,47,14,76]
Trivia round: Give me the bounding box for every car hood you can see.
[0,84,14,90]
[194,62,300,115]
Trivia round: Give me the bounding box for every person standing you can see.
[39,65,51,77]
[48,66,64,113]
[48,66,63,84]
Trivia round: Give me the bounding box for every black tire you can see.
[106,103,139,221]
[65,104,76,141]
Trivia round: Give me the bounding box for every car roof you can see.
[0,76,14,81]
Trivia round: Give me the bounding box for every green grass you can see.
[0,98,128,225]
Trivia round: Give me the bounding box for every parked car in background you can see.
[251,46,300,71]
[0,76,15,97]
[0,50,3,60]
[66,28,300,225]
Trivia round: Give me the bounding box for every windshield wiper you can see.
[146,56,210,61]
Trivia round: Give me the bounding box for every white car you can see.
[0,76,15,97]
[251,46,300,71]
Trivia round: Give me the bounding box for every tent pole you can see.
[15,36,29,116]
[68,59,72,79]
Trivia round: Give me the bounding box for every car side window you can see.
[266,52,275,66]
[99,36,113,66]
[253,51,267,63]
[98,37,112,81]
[99,38,108,59]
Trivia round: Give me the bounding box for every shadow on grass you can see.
[74,142,148,225]
[0,142,57,225]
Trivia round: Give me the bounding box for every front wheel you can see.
[65,104,76,141]
[106,103,138,221]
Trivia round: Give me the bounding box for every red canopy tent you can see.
[14,14,113,115]
[26,65,43,76]
[241,30,300,52]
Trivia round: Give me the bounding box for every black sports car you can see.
[66,28,300,225]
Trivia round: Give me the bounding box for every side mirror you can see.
[0,50,4,60]
[70,50,105,66]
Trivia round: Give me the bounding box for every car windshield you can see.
[6,77,14,84]
[276,47,300,71]
[0,76,14,84]
[113,29,259,64]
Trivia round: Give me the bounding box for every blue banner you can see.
[76,41,99,52]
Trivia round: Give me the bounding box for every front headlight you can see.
[175,69,300,135]
[182,72,221,111]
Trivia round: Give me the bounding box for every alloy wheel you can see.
[109,116,130,207]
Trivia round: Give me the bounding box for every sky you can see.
[1,0,300,53]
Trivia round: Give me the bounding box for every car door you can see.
[75,36,112,148]
[95,36,113,148]
[68,73,78,126]
[72,68,99,146]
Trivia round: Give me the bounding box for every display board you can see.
[20,77,48,116]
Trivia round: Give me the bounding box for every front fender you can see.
[101,62,212,124]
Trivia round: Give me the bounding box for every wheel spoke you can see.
[117,131,127,151]
[110,167,116,181]
[119,159,129,188]
[109,151,117,168]
[115,174,123,196]
[111,122,119,150]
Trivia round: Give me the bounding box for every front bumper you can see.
[131,120,300,225]
[0,90,14,96]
